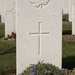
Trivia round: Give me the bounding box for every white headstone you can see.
[69,0,73,21]
[17,0,62,74]
[63,0,69,14]
[0,0,1,15]
[0,0,5,23]
[4,0,16,37]
[0,0,1,22]
[72,0,75,35]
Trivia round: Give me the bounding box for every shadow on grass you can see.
[0,69,16,75]
[4,69,16,75]
[0,70,4,75]
[62,30,72,35]
[62,56,75,70]
[0,47,16,55]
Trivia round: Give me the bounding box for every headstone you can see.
[69,0,73,21]
[4,0,16,37]
[0,0,1,22]
[0,0,5,23]
[63,0,69,14]
[17,0,62,74]
[72,0,75,35]
[0,0,1,15]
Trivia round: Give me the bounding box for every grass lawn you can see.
[62,21,75,69]
[62,39,75,69]
[0,40,16,71]
[62,21,72,35]
[0,24,16,73]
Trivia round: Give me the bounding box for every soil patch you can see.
[63,35,75,41]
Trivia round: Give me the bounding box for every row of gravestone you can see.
[0,0,16,37]
[0,0,75,37]
[71,0,75,35]
[0,0,75,75]
[63,0,75,35]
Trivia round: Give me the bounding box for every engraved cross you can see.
[30,22,50,55]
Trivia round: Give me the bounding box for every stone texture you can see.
[4,0,16,37]
[72,0,75,35]
[17,0,62,74]
[63,0,69,14]
[69,0,73,21]
[0,0,5,23]
[0,0,1,15]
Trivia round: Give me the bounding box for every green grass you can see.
[62,39,75,69]
[0,40,16,71]
[0,23,16,73]
[62,21,75,69]
[62,14,69,21]
[62,21,72,35]
[0,24,5,38]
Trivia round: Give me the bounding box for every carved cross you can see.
[30,22,50,55]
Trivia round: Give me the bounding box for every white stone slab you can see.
[72,0,75,35]
[17,0,62,74]
[69,0,73,21]
[0,0,1,15]
[0,0,5,23]
[63,0,69,14]
[4,0,16,37]
[0,0,1,22]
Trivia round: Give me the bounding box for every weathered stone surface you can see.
[63,0,69,14]
[17,0,62,74]
[72,0,75,35]
[4,0,16,37]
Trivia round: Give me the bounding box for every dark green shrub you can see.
[23,61,64,75]
[62,14,69,21]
